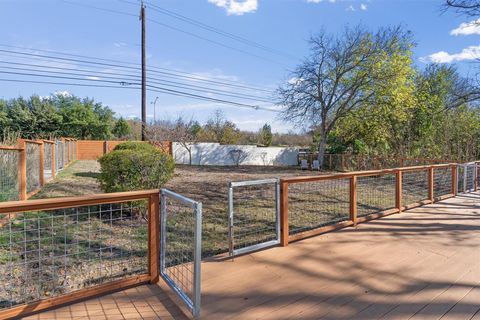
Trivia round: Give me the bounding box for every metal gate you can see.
[160,189,202,319]
[458,163,477,193]
[228,178,280,256]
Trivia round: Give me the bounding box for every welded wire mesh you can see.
[72,141,76,161]
[466,165,475,191]
[0,150,19,202]
[43,143,52,181]
[229,181,278,253]
[458,165,465,193]
[56,141,64,171]
[26,143,40,194]
[357,174,396,217]
[288,179,350,234]
[402,170,429,206]
[433,167,452,198]
[161,190,200,315]
[0,200,148,310]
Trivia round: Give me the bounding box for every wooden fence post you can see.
[280,180,289,247]
[428,167,434,202]
[103,140,109,155]
[451,164,457,195]
[148,193,160,283]
[350,176,357,226]
[39,141,45,187]
[51,142,56,178]
[18,139,27,200]
[329,154,332,170]
[396,170,402,212]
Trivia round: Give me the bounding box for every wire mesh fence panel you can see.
[26,143,40,195]
[160,189,201,318]
[228,179,279,256]
[73,141,76,161]
[457,165,465,193]
[466,165,475,191]
[288,178,350,235]
[56,141,64,172]
[357,174,396,217]
[43,143,52,181]
[402,170,429,206]
[0,200,148,311]
[433,167,452,198]
[0,150,19,202]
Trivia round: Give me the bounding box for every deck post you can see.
[280,180,289,247]
[350,176,357,225]
[396,170,402,212]
[428,167,434,202]
[148,193,160,283]
[18,139,27,200]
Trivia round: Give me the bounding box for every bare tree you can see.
[147,117,200,165]
[277,25,413,167]
[444,0,480,16]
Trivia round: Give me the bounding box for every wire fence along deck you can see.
[0,189,203,320]
[280,164,459,244]
[0,138,77,202]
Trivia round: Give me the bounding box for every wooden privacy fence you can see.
[280,163,458,245]
[76,140,172,160]
[0,138,77,201]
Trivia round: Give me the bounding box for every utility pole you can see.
[140,2,147,141]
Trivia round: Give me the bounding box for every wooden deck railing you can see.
[280,163,459,246]
[0,190,160,319]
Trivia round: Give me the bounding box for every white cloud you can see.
[288,77,304,85]
[450,20,480,36]
[53,91,72,97]
[346,5,355,11]
[113,42,127,48]
[208,0,258,15]
[421,45,480,63]
[360,3,367,10]
[85,76,100,80]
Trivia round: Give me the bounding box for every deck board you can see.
[26,192,480,320]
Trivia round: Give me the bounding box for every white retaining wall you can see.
[173,142,299,166]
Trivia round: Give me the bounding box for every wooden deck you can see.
[28,193,480,319]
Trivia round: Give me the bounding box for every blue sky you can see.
[0,0,478,133]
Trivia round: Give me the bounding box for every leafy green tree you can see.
[259,123,273,146]
[113,117,132,139]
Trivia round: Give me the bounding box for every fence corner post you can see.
[428,167,434,203]
[396,170,402,213]
[350,176,357,226]
[280,180,289,247]
[148,192,160,284]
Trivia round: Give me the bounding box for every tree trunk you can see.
[187,148,192,165]
[317,133,327,168]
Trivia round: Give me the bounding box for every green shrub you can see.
[113,141,157,152]
[99,145,175,193]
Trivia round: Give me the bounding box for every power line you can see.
[0,46,274,93]
[61,0,286,66]
[0,64,276,102]
[0,75,280,112]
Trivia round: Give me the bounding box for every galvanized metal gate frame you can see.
[457,163,477,193]
[228,178,280,257]
[160,188,202,319]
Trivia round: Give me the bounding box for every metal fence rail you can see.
[228,179,279,256]
[160,189,202,319]
[0,149,19,202]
